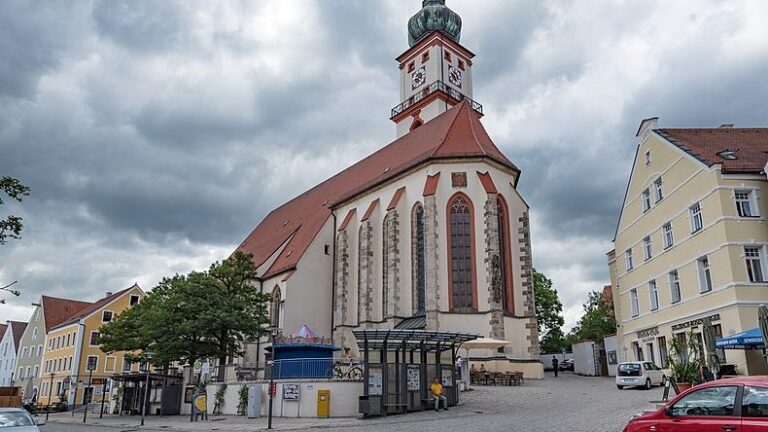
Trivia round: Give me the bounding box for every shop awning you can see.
[716,327,765,350]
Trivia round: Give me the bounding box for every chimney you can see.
[719,124,734,129]
[105,292,113,298]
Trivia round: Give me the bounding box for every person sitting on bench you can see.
[430,377,449,412]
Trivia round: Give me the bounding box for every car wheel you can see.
[617,385,624,390]
[644,379,652,390]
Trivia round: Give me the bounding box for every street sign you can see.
[269,383,277,396]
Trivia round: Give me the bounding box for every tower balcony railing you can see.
[391,80,483,119]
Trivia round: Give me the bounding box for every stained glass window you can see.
[449,196,473,309]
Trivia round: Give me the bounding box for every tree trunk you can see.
[217,330,227,382]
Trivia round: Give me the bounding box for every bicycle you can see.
[333,359,364,380]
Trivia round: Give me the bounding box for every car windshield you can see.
[0,412,35,427]
[618,364,642,376]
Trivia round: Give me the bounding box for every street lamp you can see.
[83,360,96,423]
[45,373,55,422]
[140,353,153,426]
[267,327,280,430]
[0,281,21,297]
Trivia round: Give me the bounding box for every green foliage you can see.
[0,176,30,245]
[213,383,227,415]
[668,330,704,384]
[533,270,567,352]
[238,385,249,415]
[99,252,270,371]
[570,290,617,343]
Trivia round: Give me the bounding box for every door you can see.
[741,385,768,432]
[659,385,741,432]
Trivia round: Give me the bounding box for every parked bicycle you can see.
[333,359,364,380]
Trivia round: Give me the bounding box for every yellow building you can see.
[39,284,144,406]
[609,118,768,376]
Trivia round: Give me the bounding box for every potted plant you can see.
[668,329,704,392]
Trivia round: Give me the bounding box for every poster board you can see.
[406,365,420,391]
[283,384,300,401]
[368,367,383,396]
[442,370,453,387]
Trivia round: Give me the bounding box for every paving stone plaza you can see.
[45,374,660,432]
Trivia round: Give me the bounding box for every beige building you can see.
[608,118,768,375]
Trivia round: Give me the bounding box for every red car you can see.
[623,376,768,432]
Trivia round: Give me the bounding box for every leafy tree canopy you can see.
[569,290,617,343]
[0,176,30,245]
[533,270,567,353]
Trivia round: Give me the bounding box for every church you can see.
[236,0,542,378]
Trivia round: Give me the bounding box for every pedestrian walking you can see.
[551,356,559,377]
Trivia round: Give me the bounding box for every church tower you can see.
[391,0,482,138]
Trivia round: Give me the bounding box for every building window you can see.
[654,177,664,202]
[55,381,62,397]
[270,287,281,328]
[422,52,429,63]
[698,256,713,293]
[41,382,48,397]
[407,62,415,73]
[643,236,652,261]
[448,194,474,310]
[21,347,27,359]
[444,51,452,62]
[129,295,140,306]
[658,336,669,367]
[412,204,426,314]
[662,222,674,249]
[102,311,113,323]
[105,356,116,373]
[497,197,514,314]
[625,249,634,271]
[86,356,98,372]
[669,270,681,304]
[458,59,465,70]
[649,280,659,311]
[745,247,765,282]
[89,332,100,347]
[646,343,656,364]
[32,328,37,340]
[630,289,639,317]
[123,356,132,373]
[690,202,703,233]
[735,190,756,217]
[642,189,651,212]
[645,151,651,165]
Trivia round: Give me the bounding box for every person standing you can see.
[551,356,559,377]
[430,377,449,412]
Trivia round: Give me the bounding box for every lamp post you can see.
[140,353,152,426]
[83,364,94,423]
[267,327,279,430]
[46,373,55,422]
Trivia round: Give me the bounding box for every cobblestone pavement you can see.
[44,373,662,432]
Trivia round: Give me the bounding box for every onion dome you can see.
[407,0,462,47]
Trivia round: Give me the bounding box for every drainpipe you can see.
[331,211,338,339]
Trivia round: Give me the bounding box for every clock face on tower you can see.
[448,66,463,88]
[411,66,426,90]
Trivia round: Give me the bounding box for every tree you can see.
[570,290,617,343]
[533,270,566,353]
[100,251,271,380]
[0,176,30,245]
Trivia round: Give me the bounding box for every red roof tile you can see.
[656,128,768,174]
[8,321,27,352]
[476,171,498,194]
[236,102,519,278]
[50,286,136,330]
[423,173,441,196]
[386,187,406,211]
[338,209,356,232]
[0,324,7,342]
[41,296,93,333]
[361,199,380,222]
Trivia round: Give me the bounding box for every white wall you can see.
[572,341,597,376]
[604,335,618,377]
[0,325,17,386]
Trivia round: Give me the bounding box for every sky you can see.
[1,0,768,330]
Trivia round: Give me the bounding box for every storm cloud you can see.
[1,0,767,329]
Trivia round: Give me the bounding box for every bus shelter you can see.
[354,329,478,417]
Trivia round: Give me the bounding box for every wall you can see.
[16,305,46,401]
[572,341,597,376]
[199,381,362,418]
[0,326,16,386]
[603,335,618,377]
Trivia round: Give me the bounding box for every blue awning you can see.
[716,327,766,349]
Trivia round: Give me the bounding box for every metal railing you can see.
[210,358,364,383]
[391,80,483,119]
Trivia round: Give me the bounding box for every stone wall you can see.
[483,195,505,340]
[517,211,540,357]
[424,195,440,330]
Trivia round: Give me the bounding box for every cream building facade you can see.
[609,118,768,375]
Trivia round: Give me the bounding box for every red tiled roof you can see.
[236,101,519,278]
[386,187,406,211]
[50,286,136,330]
[9,321,27,351]
[0,324,7,342]
[361,199,380,222]
[338,209,356,232]
[42,296,93,333]
[602,285,613,303]
[476,171,498,194]
[656,128,768,174]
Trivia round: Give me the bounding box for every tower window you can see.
[422,52,429,63]
[444,51,452,62]
[458,59,465,70]
[408,62,415,73]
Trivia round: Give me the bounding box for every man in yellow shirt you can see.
[430,377,448,411]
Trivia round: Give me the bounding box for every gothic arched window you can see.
[412,203,426,314]
[382,214,392,319]
[270,286,281,328]
[358,225,365,323]
[448,194,475,310]
[497,197,514,314]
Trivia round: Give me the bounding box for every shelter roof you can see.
[353,329,478,352]
[236,101,519,278]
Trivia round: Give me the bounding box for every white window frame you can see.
[129,295,140,306]
[698,256,713,293]
[625,249,634,271]
[669,270,681,304]
[654,177,664,202]
[744,246,766,283]
[42,382,48,397]
[630,289,639,317]
[105,355,117,373]
[89,331,101,347]
[735,190,758,218]
[649,280,659,311]
[663,222,674,249]
[642,189,651,212]
[690,202,703,233]
[86,355,99,372]
[102,310,114,323]
[643,236,653,261]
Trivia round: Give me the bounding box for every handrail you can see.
[391,80,483,119]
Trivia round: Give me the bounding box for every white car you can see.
[616,361,666,390]
[0,408,45,431]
